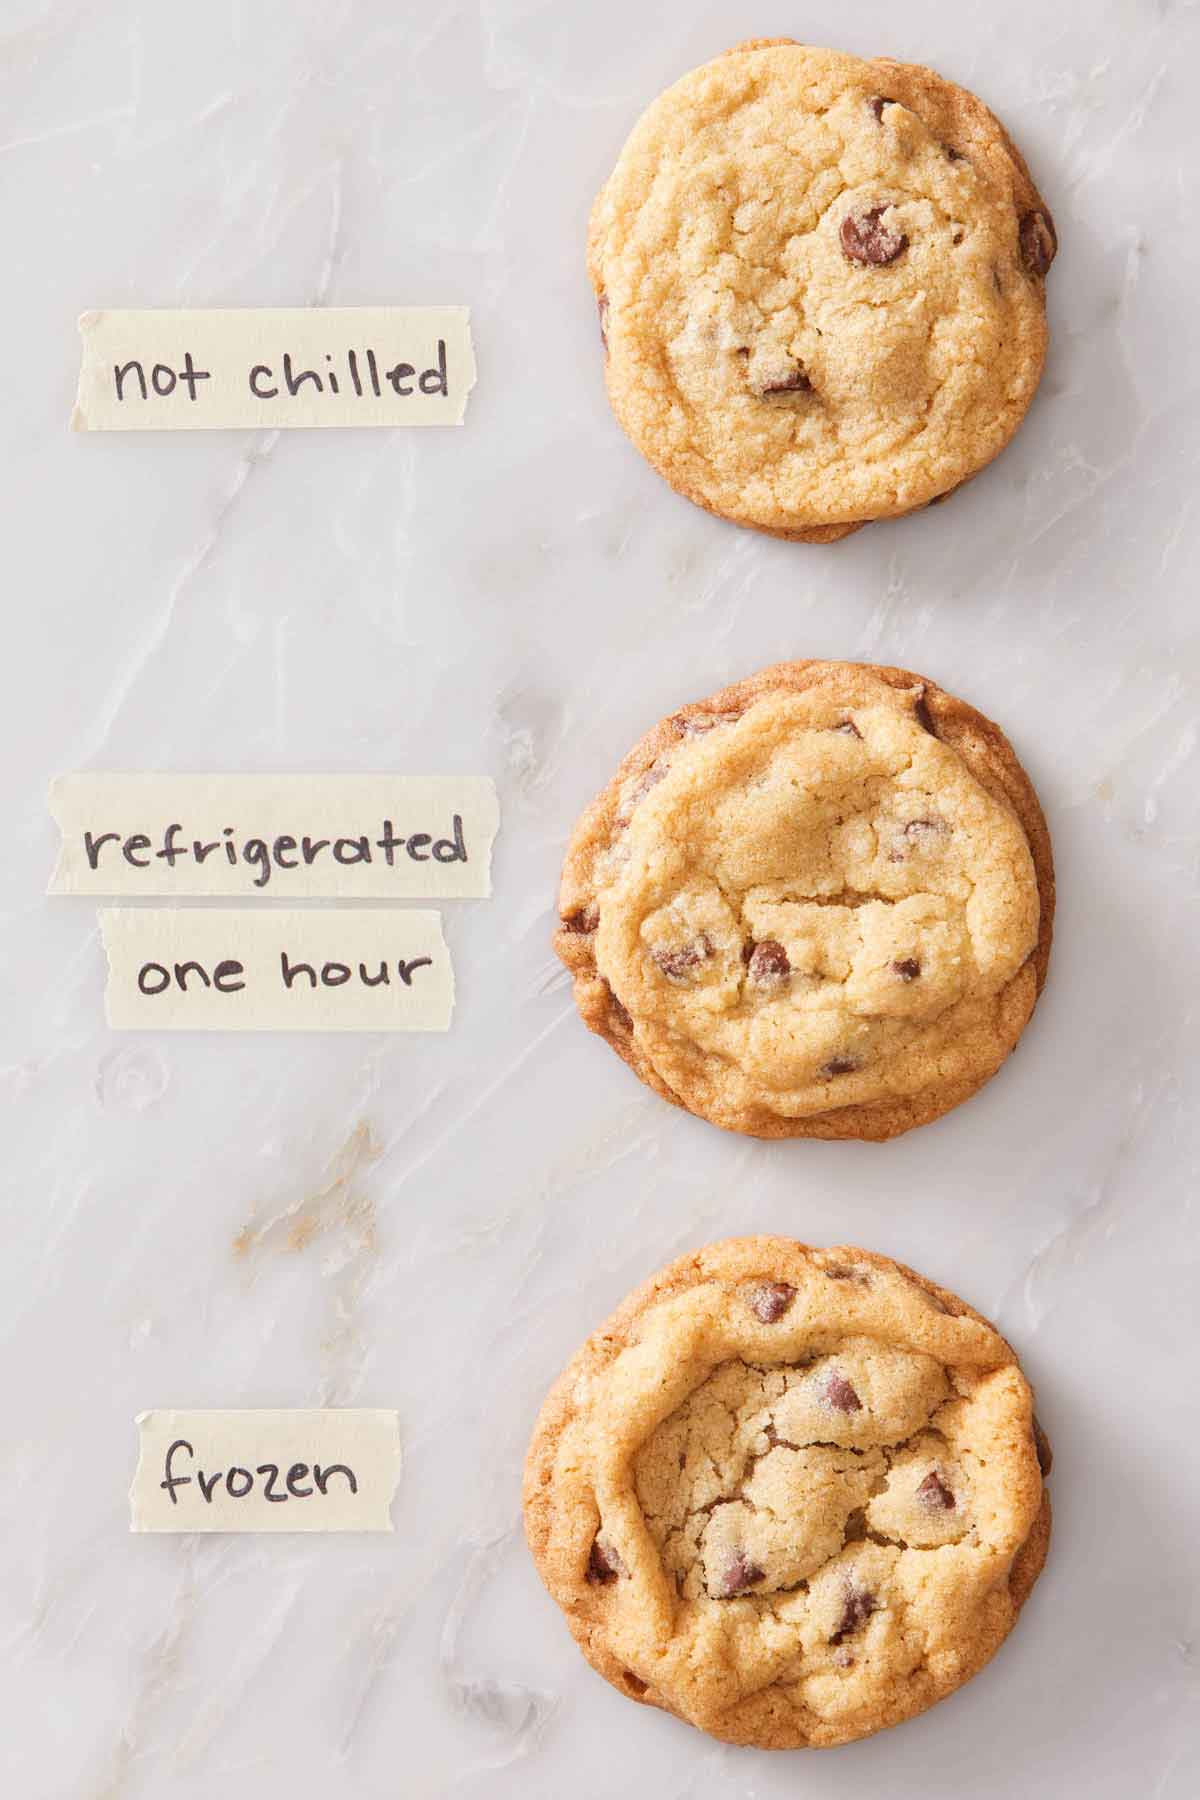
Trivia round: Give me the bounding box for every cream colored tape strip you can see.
[101,908,453,1032]
[131,1411,401,1532]
[72,307,475,429]
[49,774,498,899]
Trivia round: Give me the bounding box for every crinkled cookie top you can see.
[523,1238,1050,1749]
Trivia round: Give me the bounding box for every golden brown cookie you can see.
[523,1236,1052,1749]
[589,41,1057,541]
[555,660,1054,1140]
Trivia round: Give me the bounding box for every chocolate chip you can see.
[587,1536,626,1583]
[888,817,946,862]
[749,1280,796,1323]
[945,144,967,163]
[820,1055,860,1078]
[623,763,667,813]
[1019,208,1056,278]
[833,718,862,739]
[562,907,598,934]
[869,95,894,121]
[608,991,633,1032]
[1033,1415,1053,1476]
[841,205,908,267]
[823,1263,870,1285]
[651,936,713,982]
[832,1584,877,1642]
[717,1549,765,1597]
[673,706,743,738]
[916,1470,956,1510]
[842,1506,868,1544]
[759,365,812,396]
[747,940,791,985]
[823,1372,863,1413]
[597,293,610,350]
[622,1669,648,1695]
[892,957,921,981]
[671,710,720,737]
[913,689,939,736]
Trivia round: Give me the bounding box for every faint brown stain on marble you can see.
[232,1120,382,1405]
[233,1119,381,1260]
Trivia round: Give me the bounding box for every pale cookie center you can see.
[632,1348,970,1610]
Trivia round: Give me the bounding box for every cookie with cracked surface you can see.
[589,40,1056,541]
[523,1236,1052,1749]
[555,660,1053,1141]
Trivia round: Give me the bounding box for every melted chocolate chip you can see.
[622,762,667,815]
[651,936,713,982]
[888,817,946,862]
[562,907,598,935]
[587,1536,626,1583]
[821,1055,860,1078]
[892,957,921,981]
[945,144,967,163]
[597,293,610,350]
[608,991,633,1032]
[916,1470,956,1510]
[842,1506,868,1544]
[1019,208,1056,278]
[717,1549,765,1598]
[622,1669,648,1695]
[823,1372,863,1413]
[747,940,791,985]
[841,205,908,267]
[749,1280,796,1324]
[869,95,894,121]
[824,1263,871,1286]
[832,1585,877,1642]
[1033,1415,1053,1476]
[913,689,939,736]
[760,366,812,396]
[671,710,725,738]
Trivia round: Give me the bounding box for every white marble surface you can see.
[4,1,1199,1794]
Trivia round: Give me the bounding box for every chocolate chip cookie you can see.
[589,40,1057,541]
[555,660,1053,1140]
[523,1236,1052,1749]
